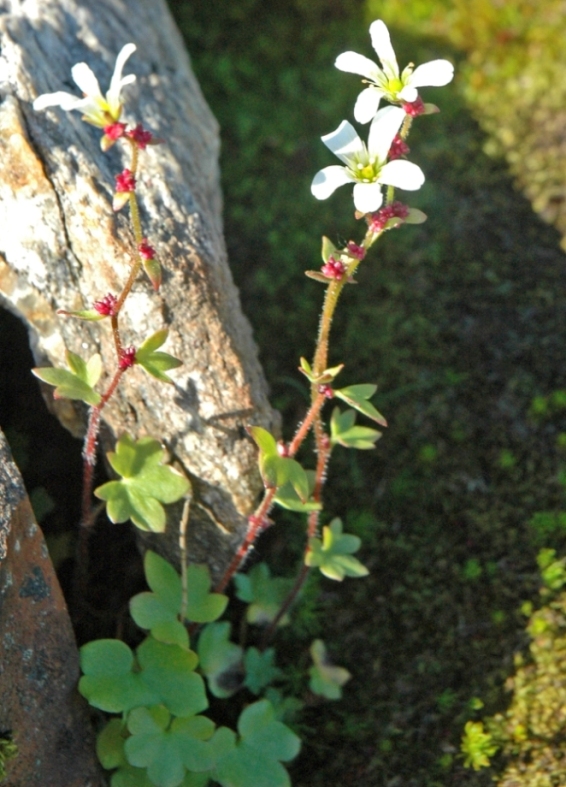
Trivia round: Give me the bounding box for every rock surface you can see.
[0,0,275,579]
[0,427,104,786]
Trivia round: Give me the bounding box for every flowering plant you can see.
[335,19,454,122]
[28,18,453,787]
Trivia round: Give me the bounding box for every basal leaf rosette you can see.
[95,434,190,532]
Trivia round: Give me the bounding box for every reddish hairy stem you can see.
[215,487,277,593]
[288,391,326,456]
[216,389,329,593]
[80,366,127,528]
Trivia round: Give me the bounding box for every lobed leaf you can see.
[330,407,382,450]
[95,434,190,532]
[212,701,300,787]
[305,518,369,581]
[333,384,387,426]
[243,647,282,695]
[308,639,351,700]
[233,563,293,626]
[197,622,243,699]
[136,330,182,383]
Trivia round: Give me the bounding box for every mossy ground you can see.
[169,1,566,784]
[2,1,566,785]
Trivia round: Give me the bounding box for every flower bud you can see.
[93,293,118,317]
[321,256,346,280]
[119,346,136,370]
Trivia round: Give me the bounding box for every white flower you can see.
[335,20,454,123]
[33,44,137,127]
[311,105,424,214]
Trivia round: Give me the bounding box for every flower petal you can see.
[71,62,103,99]
[397,85,418,103]
[354,86,383,124]
[379,160,425,191]
[321,120,366,167]
[107,43,137,116]
[367,106,405,163]
[369,20,399,79]
[353,182,383,213]
[311,166,353,201]
[335,51,382,82]
[33,91,88,112]
[409,59,454,88]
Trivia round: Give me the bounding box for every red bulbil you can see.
[119,346,136,370]
[321,256,346,279]
[103,122,127,141]
[93,293,118,317]
[368,201,409,233]
[277,441,290,457]
[346,241,365,260]
[388,134,410,160]
[115,169,136,193]
[138,238,156,260]
[318,384,334,399]
[126,124,154,149]
[403,96,426,117]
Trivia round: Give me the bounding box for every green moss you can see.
[0,735,18,781]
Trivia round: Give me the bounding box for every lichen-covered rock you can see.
[0,428,104,786]
[0,0,276,579]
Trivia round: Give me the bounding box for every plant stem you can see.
[80,365,128,528]
[179,498,190,623]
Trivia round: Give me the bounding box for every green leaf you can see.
[212,700,300,787]
[248,426,278,456]
[233,563,293,626]
[297,359,344,385]
[97,718,128,769]
[131,553,226,643]
[333,384,387,426]
[143,257,162,291]
[330,407,382,450]
[308,640,351,700]
[32,350,103,406]
[261,455,309,501]
[185,564,228,623]
[136,636,208,718]
[124,707,216,787]
[57,307,107,321]
[111,764,157,787]
[321,235,337,263]
[405,207,427,224]
[305,518,369,581]
[79,640,158,713]
[136,330,182,383]
[196,622,243,699]
[243,647,282,695]
[274,477,322,513]
[130,551,188,646]
[94,434,190,532]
